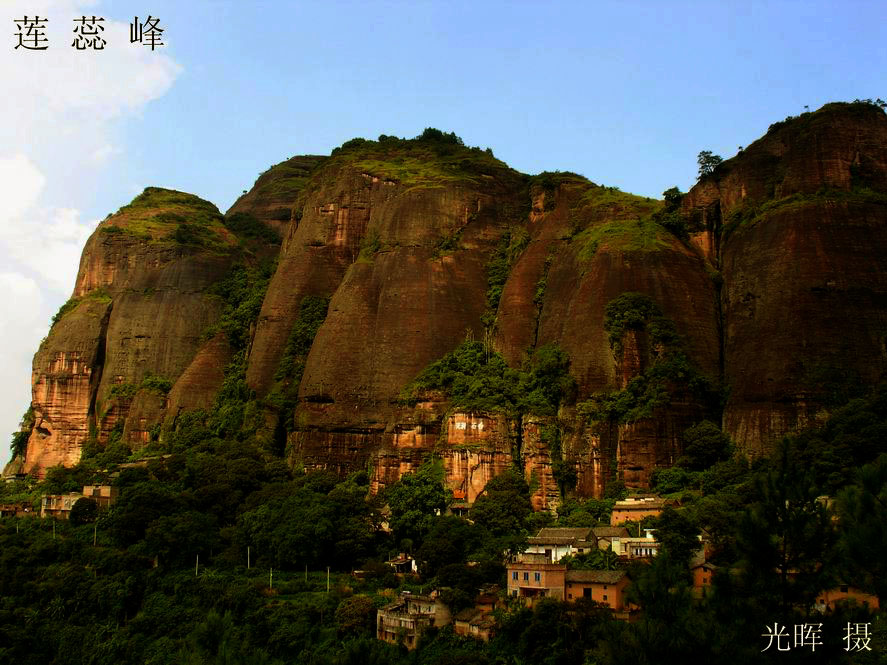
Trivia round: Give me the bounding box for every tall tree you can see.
[837,453,887,605]
[386,458,449,549]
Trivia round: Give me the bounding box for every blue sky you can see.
[1,0,886,468]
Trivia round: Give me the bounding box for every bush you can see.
[678,420,732,470]
[224,211,281,244]
[651,467,700,494]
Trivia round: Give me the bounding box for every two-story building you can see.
[41,485,118,519]
[690,552,717,597]
[507,555,635,616]
[524,527,596,562]
[376,593,451,649]
[611,529,660,559]
[82,484,119,509]
[40,492,85,519]
[610,496,670,525]
[506,553,566,602]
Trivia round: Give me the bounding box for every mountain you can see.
[8,104,887,510]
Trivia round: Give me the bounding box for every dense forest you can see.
[2,380,886,664]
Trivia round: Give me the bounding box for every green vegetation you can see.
[566,183,670,258]
[108,382,138,400]
[9,430,28,458]
[49,288,112,329]
[386,458,450,546]
[140,373,174,395]
[481,226,530,328]
[103,187,234,251]
[357,229,382,262]
[530,171,587,211]
[579,293,716,424]
[274,295,331,384]
[270,295,330,432]
[469,469,534,554]
[696,150,724,179]
[432,227,463,256]
[722,185,887,240]
[3,378,887,664]
[224,211,282,245]
[401,341,575,419]
[249,155,325,200]
[576,217,670,259]
[326,128,518,191]
[767,99,886,135]
[203,261,276,350]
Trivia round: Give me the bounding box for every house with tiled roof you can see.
[525,527,596,562]
[564,569,631,611]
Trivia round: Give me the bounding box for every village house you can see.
[82,484,119,509]
[591,526,630,552]
[690,552,717,597]
[41,485,118,519]
[506,553,567,603]
[448,488,470,517]
[376,592,451,649]
[506,554,637,618]
[40,492,85,519]
[610,496,670,525]
[387,552,418,575]
[525,527,595,562]
[610,529,660,559]
[564,569,631,612]
[0,502,36,518]
[451,584,502,641]
[474,584,502,613]
[453,608,496,641]
[815,585,880,613]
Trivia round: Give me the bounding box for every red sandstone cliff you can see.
[10,105,887,506]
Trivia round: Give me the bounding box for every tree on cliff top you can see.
[697,150,723,179]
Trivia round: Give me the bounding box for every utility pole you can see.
[247,546,250,569]
[196,554,199,578]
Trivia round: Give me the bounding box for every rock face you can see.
[22,188,273,474]
[682,102,887,456]
[13,104,887,503]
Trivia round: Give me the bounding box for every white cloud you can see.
[0,0,183,469]
[0,155,45,219]
[0,273,47,471]
[89,143,122,164]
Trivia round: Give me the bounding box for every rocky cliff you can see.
[9,105,887,509]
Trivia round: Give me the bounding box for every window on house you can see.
[512,590,517,597]
[603,595,608,601]
[523,572,529,581]
[583,588,591,598]
[568,593,572,599]
[534,572,541,582]
[603,585,608,589]
[512,571,518,580]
